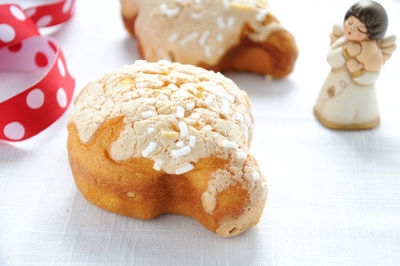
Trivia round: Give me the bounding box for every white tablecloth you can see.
[1,0,399,265]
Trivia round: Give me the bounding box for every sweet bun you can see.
[67,60,267,237]
[120,0,298,78]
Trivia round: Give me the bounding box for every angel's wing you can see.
[378,35,396,62]
[330,24,344,45]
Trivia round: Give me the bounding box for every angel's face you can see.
[344,16,369,41]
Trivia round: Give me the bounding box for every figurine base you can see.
[313,108,380,130]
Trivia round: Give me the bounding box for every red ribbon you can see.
[0,0,75,141]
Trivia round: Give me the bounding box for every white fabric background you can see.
[1,0,399,265]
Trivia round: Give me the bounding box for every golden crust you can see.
[122,14,137,38]
[121,13,297,78]
[68,117,266,237]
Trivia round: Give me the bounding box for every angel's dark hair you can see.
[345,0,388,40]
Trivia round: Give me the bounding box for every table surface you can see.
[1,0,400,265]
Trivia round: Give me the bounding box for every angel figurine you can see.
[314,0,396,130]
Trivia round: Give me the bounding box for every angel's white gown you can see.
[314,36,380,127]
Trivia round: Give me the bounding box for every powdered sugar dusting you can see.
[142,111,157,119]
[171,146,191,158]
[160,4,180,17]
[176,163,194,175]
[142,141,157,157]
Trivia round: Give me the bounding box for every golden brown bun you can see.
[68,118,266,237]
[122,14,297,78]
[67,61,267,237]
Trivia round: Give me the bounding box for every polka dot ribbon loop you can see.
[0,1,75,141]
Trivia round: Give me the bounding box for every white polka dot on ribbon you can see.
[0,23,16,43]
[62,0,73,13]
[36,15,52,27]
[57,88,67,108]
[58,58,66,77]
[10,6,26,21]
[4,122,25,140]
[25,8,36,17]
[26,89,45,109]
